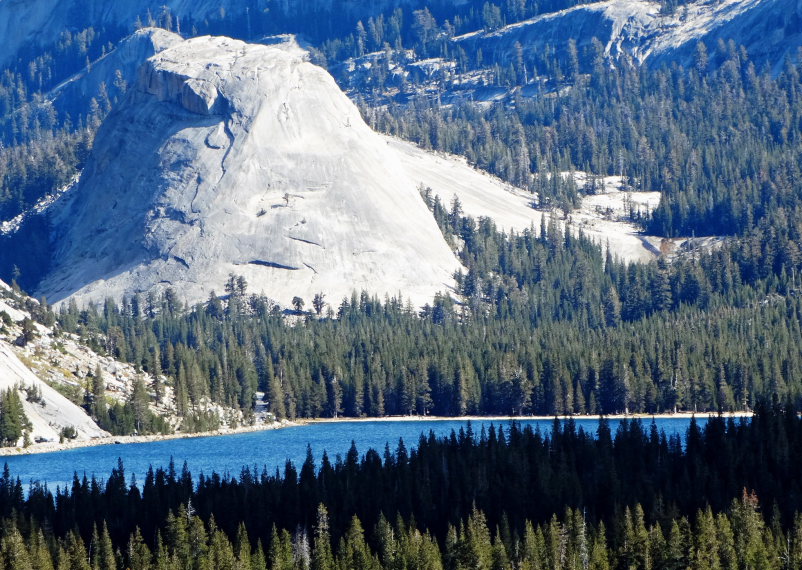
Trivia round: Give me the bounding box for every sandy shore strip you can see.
[0,419,304,457]
[0,411,753,457]
[307,411,754,424]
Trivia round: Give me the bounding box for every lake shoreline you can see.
[0,419,303,457]
[0,411,752,457]
[307,411,753,424]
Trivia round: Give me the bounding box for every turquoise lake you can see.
[2,416,722,491]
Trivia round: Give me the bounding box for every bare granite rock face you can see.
[139,59,225,115]
[39,35,462,308]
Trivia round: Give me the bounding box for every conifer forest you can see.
[1,0,802,568]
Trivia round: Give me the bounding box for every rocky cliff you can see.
[38,36,463,308]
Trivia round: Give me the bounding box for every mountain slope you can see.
[46,27,183,123]
[0,343,108,444]
[457,0,801,71]
[2,0,797,77]
[388,137,663,262]
[646,0,802,71]
[0,281,108,444]
[38,36,463,308]
[0,0,438,68]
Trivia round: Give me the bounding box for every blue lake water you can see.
[2,416,720,491]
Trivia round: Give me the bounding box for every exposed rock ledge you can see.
[138,59,225,115]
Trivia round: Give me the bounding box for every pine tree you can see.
[0,520,33,570]
[268,526,294,570]
[0,389,29,446]
[251,540,268,570]
[27,528,54,570]
[234,523,251,570]
[692,507,722,570]
[90,365,109,426]
[126,528,151,570]
[589,521,611,570]
[312,504,335,570]
[337,516,380,569]
[731,491,772,569]
[207,519,237,570]
[463,507,494,569]
[64,532,91,570]
[129,376,150,434]
[90,523,116,570]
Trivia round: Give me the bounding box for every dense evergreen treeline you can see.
[2,496,795,569]
[37,197,802,425]
[1,406,802,568]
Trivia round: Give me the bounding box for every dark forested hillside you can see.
[0,405,801,569]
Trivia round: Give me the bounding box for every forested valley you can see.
[24,190,802,435]
[3,1,802,569]
[1,9,802,433]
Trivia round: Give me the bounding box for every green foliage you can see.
[0,389,30,446]
[103,399,170,437]
[15,317,36,347]
[369,48,802,243]
[58,425,77,442]
[180,411,220,434]
[22,384,42,405]
[84,365,107,425]
[90,374,169,437]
